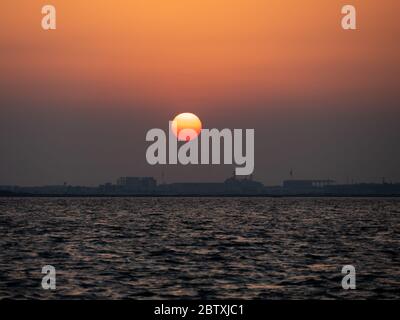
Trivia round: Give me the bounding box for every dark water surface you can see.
[0,197,399,299]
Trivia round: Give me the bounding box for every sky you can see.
[0,0,399,186]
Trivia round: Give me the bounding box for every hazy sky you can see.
[1,0,399,186]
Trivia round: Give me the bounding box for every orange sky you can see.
[1,0,399,112]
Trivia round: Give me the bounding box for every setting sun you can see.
[172,113,202,141]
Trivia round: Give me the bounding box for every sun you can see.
[172,113,202,142]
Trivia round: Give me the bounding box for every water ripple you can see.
[0,197,399,299]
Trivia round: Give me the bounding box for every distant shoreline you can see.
[3,177,400,198]
[1,193,400,198]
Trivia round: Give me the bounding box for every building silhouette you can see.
[1,176,400,196]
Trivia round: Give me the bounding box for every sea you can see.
[0,197,399,299]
